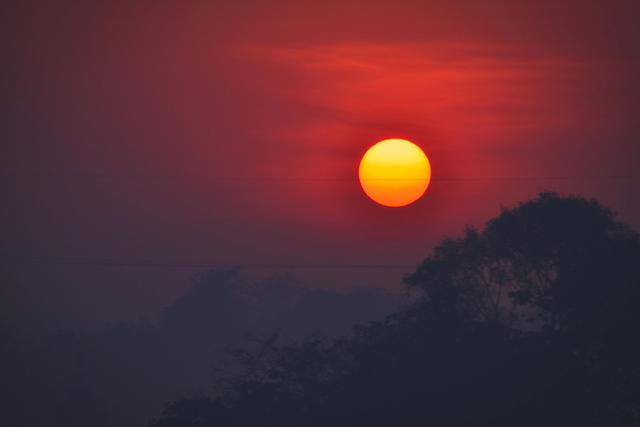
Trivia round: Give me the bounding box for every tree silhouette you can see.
[150,193,640,426]
[0,270,397,427]
[406,192,640,333]
[55,355,108,427]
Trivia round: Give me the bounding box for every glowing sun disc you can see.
[358,138,431,207]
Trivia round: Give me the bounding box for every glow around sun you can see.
[358,139,431,207]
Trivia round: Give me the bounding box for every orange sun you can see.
[358,139,431,207]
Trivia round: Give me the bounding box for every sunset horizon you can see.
[3,1,640,426]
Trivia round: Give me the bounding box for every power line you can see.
[0,255,415,270]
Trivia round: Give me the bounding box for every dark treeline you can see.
[0,273,399,427]
[151,193,640,426]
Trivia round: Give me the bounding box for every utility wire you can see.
[0,255,415,270]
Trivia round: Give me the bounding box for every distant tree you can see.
[55,352,108,427]
[0,265,398,427]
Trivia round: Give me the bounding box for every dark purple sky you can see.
[2,0,639,331]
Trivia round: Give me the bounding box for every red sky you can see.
[2,1,640,330]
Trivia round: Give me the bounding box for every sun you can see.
[358,138,431,207]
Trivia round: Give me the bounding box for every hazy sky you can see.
[2,0,639,331]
